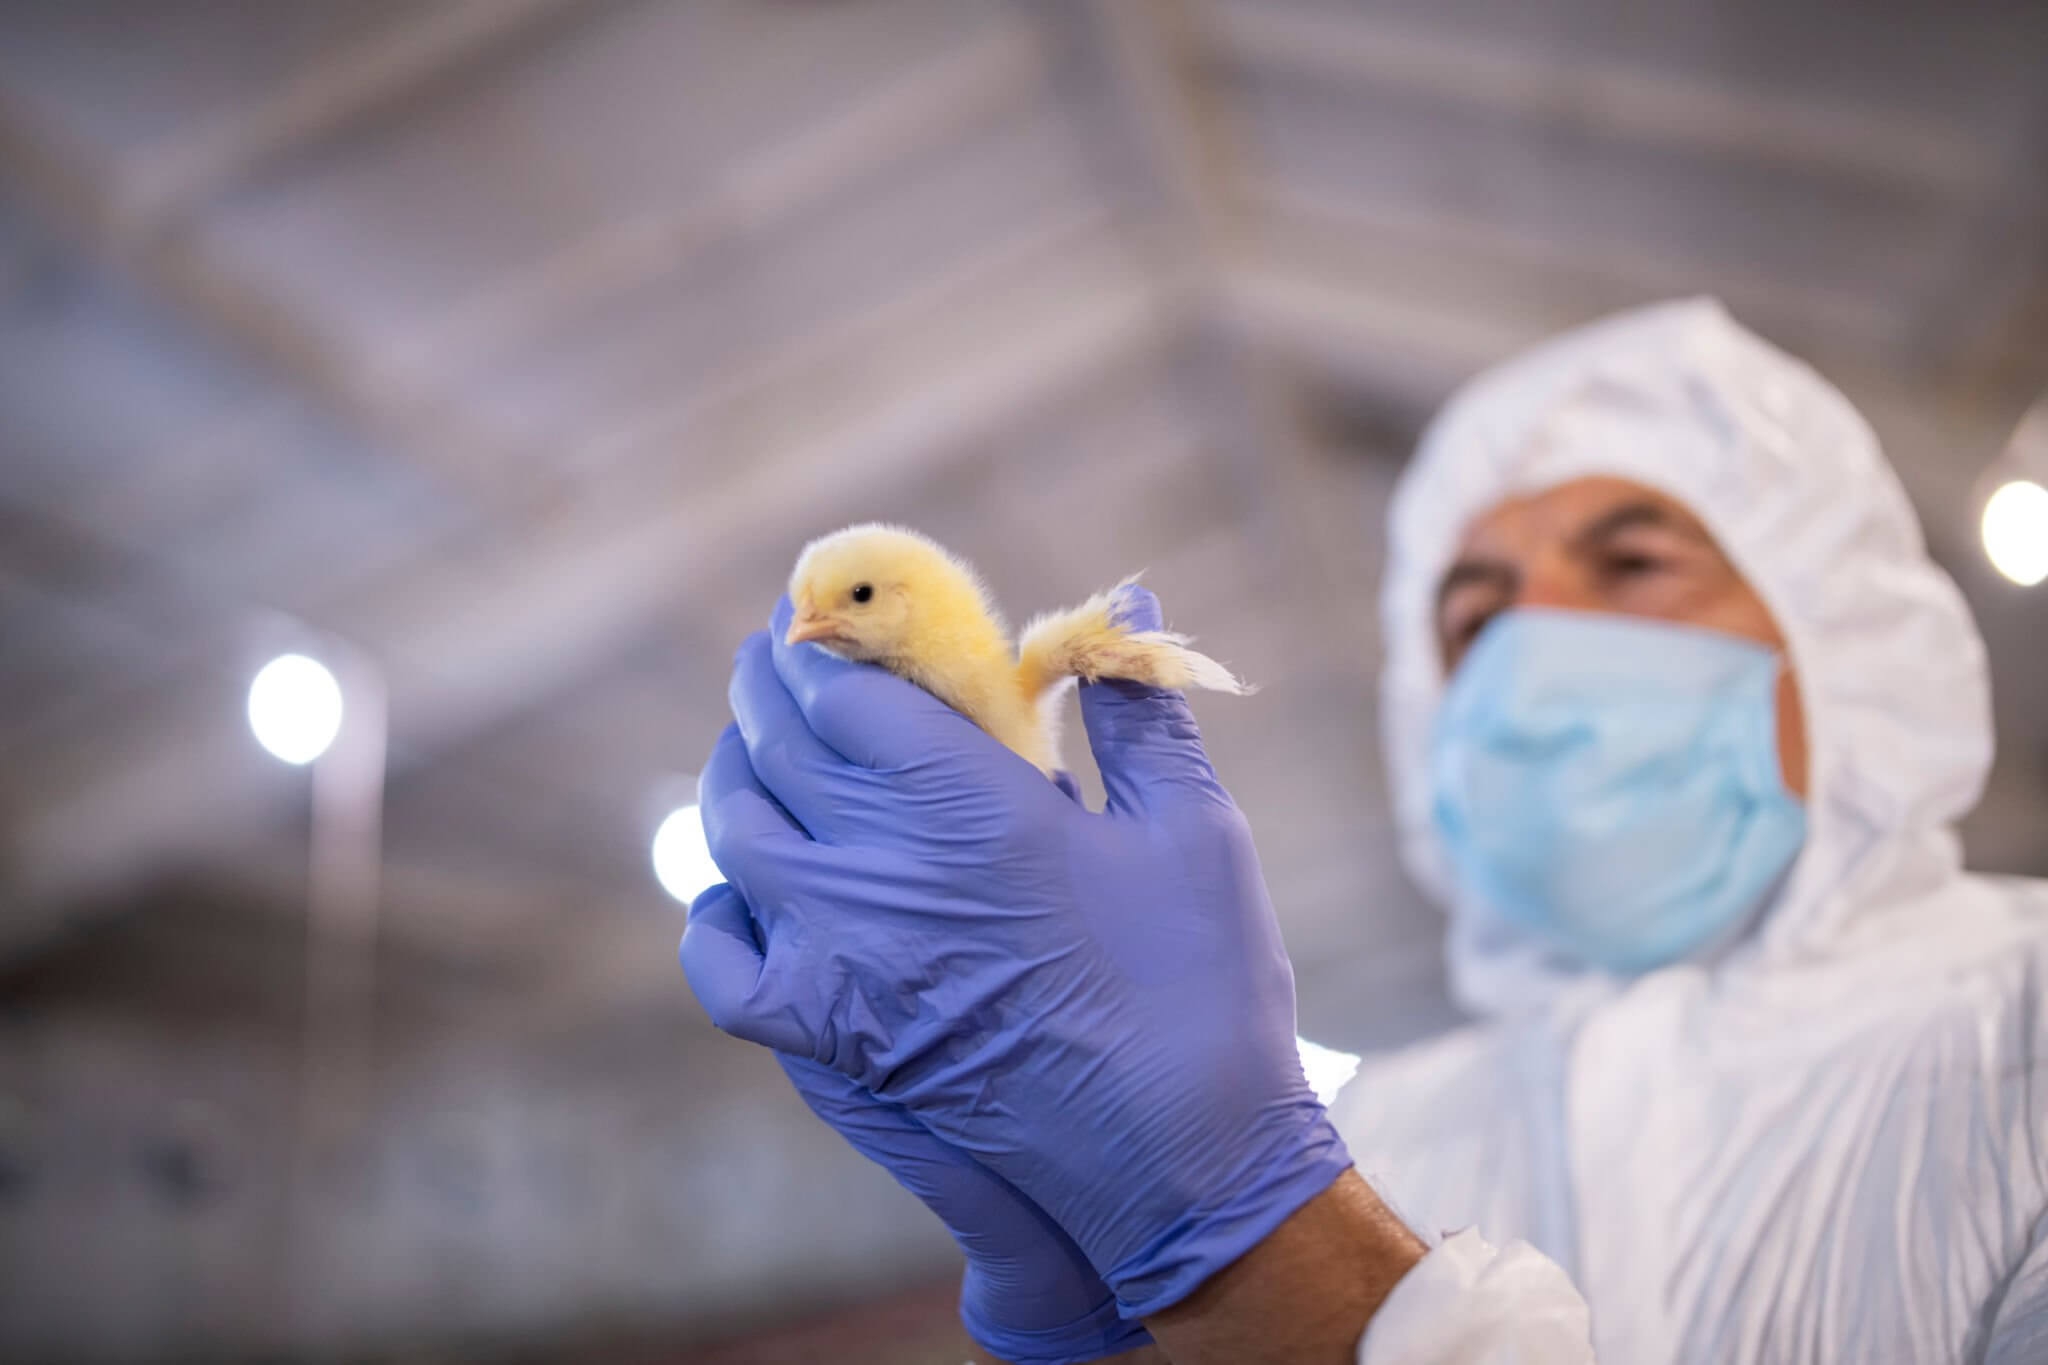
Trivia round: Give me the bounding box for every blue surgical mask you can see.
[1430,609,1807,974]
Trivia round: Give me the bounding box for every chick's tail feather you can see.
[1016,579,1252,703]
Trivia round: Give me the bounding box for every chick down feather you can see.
[784,525,1248,776]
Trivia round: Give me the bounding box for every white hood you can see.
[1380,298,1999,1015]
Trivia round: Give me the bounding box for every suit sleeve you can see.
[1357,1228,1596,1364]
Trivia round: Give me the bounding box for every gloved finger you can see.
[776,1058,1082,1283]
[698,723,815,908]
[781,1054,990,1211]
[769,594,995,773]
[778,1055,1151,1355]
[678,883,810,1055]
[1079,584,1228,820]
[727,630,860,836]
[699,722,806,837]
[777,1054,933,1159]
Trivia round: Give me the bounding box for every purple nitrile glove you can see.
[688,888,1149,1358]
[680,587,1350,1317]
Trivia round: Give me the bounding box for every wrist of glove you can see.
[959,1290,1150,1365]
[683,588,1351,1319]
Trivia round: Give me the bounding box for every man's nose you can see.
[1515,558,1604,612]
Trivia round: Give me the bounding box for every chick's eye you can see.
[850,583,874,604]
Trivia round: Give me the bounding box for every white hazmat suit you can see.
[1339,298,2048,1363]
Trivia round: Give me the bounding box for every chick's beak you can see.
[784,610,845,647]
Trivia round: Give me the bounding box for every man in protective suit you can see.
[1336,296,2048,1363]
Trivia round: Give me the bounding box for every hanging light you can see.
[1982,480,2048,587]
[1295,1036,1361,1105]
[247,653,344,764]
[652,805,720,905]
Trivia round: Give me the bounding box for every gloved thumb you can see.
[1078,584,1226,819]
[679,883,808,1055]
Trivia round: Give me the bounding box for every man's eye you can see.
[1451,609,1499,653]
[1602,552,1662,579]
[851,583,874,604]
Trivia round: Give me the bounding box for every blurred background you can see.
[0,0,2043,1360]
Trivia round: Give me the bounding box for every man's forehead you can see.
[1452,476,1711,559]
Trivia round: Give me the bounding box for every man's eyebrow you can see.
[1435,558,1517,616]
[1568,500,1709,554]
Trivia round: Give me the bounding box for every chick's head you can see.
[786,524,996,665]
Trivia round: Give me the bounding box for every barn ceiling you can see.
[0,1,2043,1358]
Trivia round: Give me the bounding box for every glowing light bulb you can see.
[247,654,344,764]
[1296,1036,1361,1105]
[652,805,720,905]
[1982,480,2048,587]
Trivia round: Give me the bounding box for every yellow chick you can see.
[786,524,1247,775]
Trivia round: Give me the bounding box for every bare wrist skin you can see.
[986,1169,1424,1365]
[1141,1168,1427,1365]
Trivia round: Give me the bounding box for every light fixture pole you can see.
[246,639,387,1348]
[299,646,386,1153]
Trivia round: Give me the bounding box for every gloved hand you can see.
[681,588,1351,1317]
[689,887,1151,1363]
